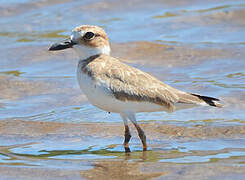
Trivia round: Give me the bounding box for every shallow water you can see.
[1,137,245,165]
[0,0,245,179]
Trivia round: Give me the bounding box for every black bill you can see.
[49,38,76,51]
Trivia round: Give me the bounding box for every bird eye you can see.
[83,32,95,40]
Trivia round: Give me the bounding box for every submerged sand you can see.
[0,120,244,180]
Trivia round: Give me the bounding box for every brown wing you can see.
[89,55,180,111]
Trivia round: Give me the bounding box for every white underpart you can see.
[73,45,110,60]
[71,30,110,59]
[77,61,166,114]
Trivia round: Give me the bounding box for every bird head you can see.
[49,25,111,59]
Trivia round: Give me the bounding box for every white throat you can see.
[73,45,110,60]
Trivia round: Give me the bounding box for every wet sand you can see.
[0,0,245,179]
[1,120,245,139]
[0,120,244,179]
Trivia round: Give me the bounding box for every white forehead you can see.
[70,30,86,41]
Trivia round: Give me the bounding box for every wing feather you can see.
[90,55,180,111]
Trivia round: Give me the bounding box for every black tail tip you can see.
[191,93,223,107]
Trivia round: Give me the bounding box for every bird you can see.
[49,25,222,152]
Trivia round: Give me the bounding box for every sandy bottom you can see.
[0,120,244,180]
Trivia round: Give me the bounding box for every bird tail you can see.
[177,92,223,108]
[190,93,223,107]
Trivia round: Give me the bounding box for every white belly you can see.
[77,68,165,113]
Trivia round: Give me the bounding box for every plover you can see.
[49,25,222,152]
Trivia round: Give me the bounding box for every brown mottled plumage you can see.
[79,54,222,112]
[80,54,179,112]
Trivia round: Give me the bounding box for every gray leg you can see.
[120,113,131,153]
[127,113,147,151]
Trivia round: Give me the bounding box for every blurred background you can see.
[0,0,244,179]
[0,0,244,123]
